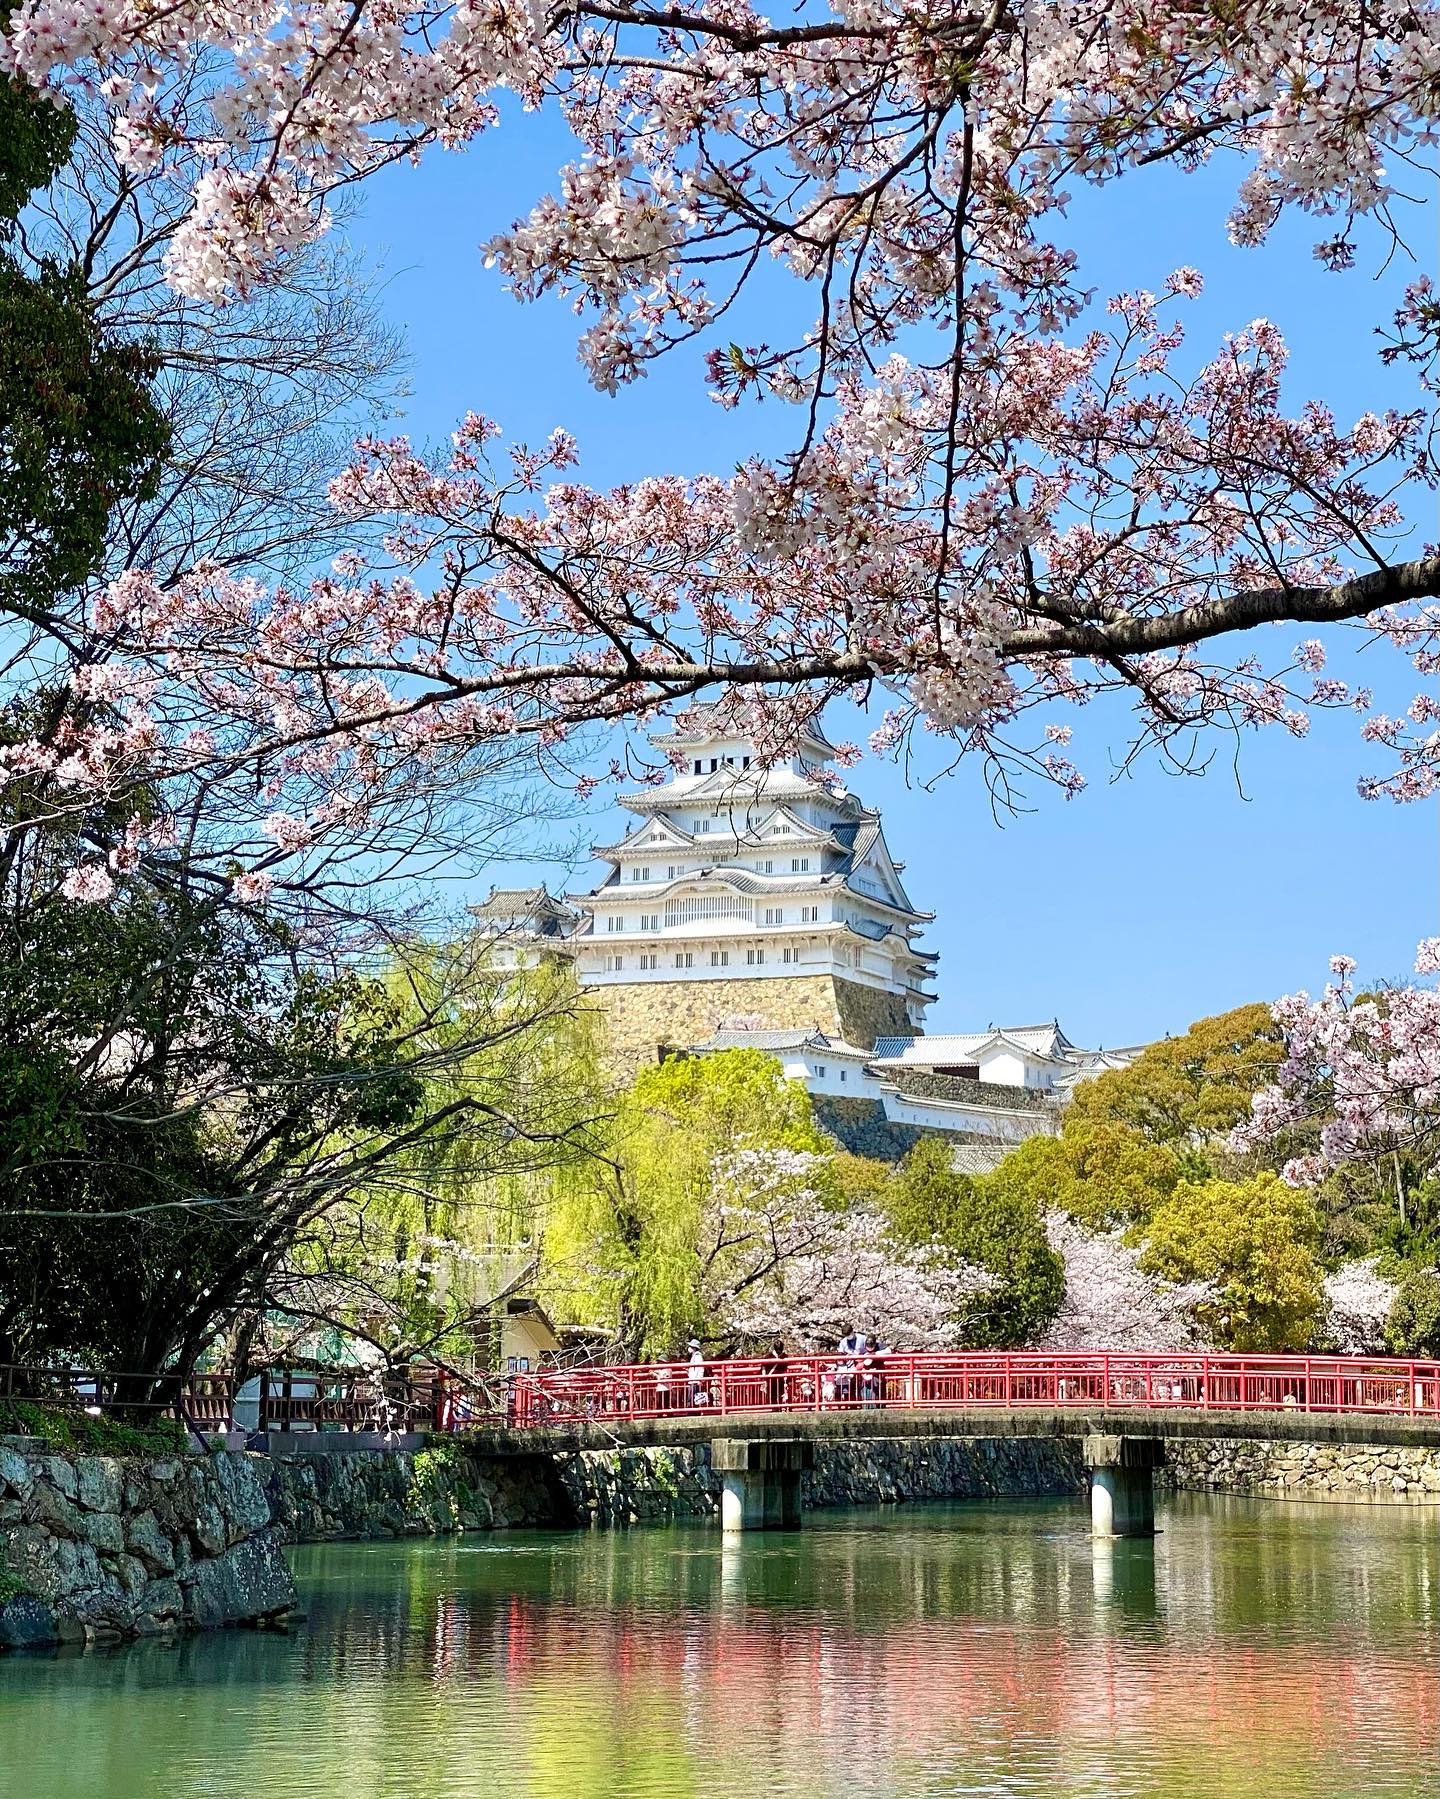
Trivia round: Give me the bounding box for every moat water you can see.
[0,1493,1436,1798]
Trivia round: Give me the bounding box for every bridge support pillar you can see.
[1083,1435,1164,1538]
[712,1438,811,1532]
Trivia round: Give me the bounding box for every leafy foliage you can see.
[1065,1005,1285,1150]
[973,1123,1183,1231]
[544,1049,829,1355]
[887,1137,1064,1348]
[1140,1174,1323,1352]
[0,78,168,615]
[0,882,428,1375]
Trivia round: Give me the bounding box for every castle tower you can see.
[567,708,937,1065]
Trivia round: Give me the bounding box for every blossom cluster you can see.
[1038,1213,1212,1352]
[1235,942,1440,1181]
[704,1147,994,1348]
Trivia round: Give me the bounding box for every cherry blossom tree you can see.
[1319,1256,1399,1356]
[703,1148,994,1348]
[4,0,1440,905]
[1037,1212,1211,1352]
[1234,941,1440,1185]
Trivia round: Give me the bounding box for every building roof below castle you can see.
[872,1025,1144,1078]
[696,1026,875,1058]
[470,885,579,938]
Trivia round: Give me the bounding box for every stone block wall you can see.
[589,972,917,1069]
[805,1436,1084,1507]
[1160,1437,1440,1502]
[552,1436,1084,1525]
[264,1445,567,1540]
[0,1440,294,1649]
[812,1096,942,1161]
[590,974,843,1068]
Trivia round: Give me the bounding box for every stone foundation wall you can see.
[806,1436,1084,1507]
[589,972,917,1069]
[553,1436,1084,1525]
[555,1447,721,1524]
[831,978,916,1051]
[1162,1437,1440,1502]
[0,1440,294,1650]
[264,1444,566,1541]
[590,974,848,1069]
[811,1096,934,1161]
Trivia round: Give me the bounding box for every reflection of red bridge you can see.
[485,1350,1440,1432]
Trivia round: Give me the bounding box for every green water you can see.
[0,1494,1436,1798]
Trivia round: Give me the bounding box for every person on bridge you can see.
[835,1327,865,1405]
[762,1339,787,1409]
[687,1339,708,1408]
[861,1335,885,1408]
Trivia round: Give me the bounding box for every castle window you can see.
[801,905,818,923]
[782,947,798,964]
[674,951,694,969]
[639,953,657,970]
[764,907,782,925]
[746,948,765,966]
[710,949,729,967]
[840,1070,847,1083]
[763,859,774,874]
[667,865,677,879]
[607,955,624,972]
[698,819,710,833]
[743,756,751,767]
[792,857,810,872]
[815,1065,827,1078]
[709,758,718,772]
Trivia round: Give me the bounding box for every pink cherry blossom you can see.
[704,1148,994,1349]
[1038,1214,1212,1352]
[1236,943,1440,1179]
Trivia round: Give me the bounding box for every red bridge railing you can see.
[485,1352,1440,1431]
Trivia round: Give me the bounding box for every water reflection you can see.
[0,1495,1436,1799]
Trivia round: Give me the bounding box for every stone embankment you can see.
[0,1439,293,1650]
[1161,1437,1440,1502]
[264,1443,567,1540]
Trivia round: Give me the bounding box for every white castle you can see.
[474,707,1139,1159]
[574,711,936,1026]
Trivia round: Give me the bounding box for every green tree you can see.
[1065,1004,1284,1151]
[283,949,611,1367]
[1384,1261,1440,1358]
[973,1123,1183,1231]
[0,887,422,1381]
[543,1049,829,1356]
[887,1137,1064,1347]
[0,76,168,616]
[1139,1173,1323,1351]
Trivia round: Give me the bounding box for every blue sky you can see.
[340,114,1437,1047]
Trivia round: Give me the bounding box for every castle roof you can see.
[618,765,860,814]
[470,886,578,937]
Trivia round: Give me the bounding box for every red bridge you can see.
[463,1350,1440,1538]
[492,1349,1440,1430]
